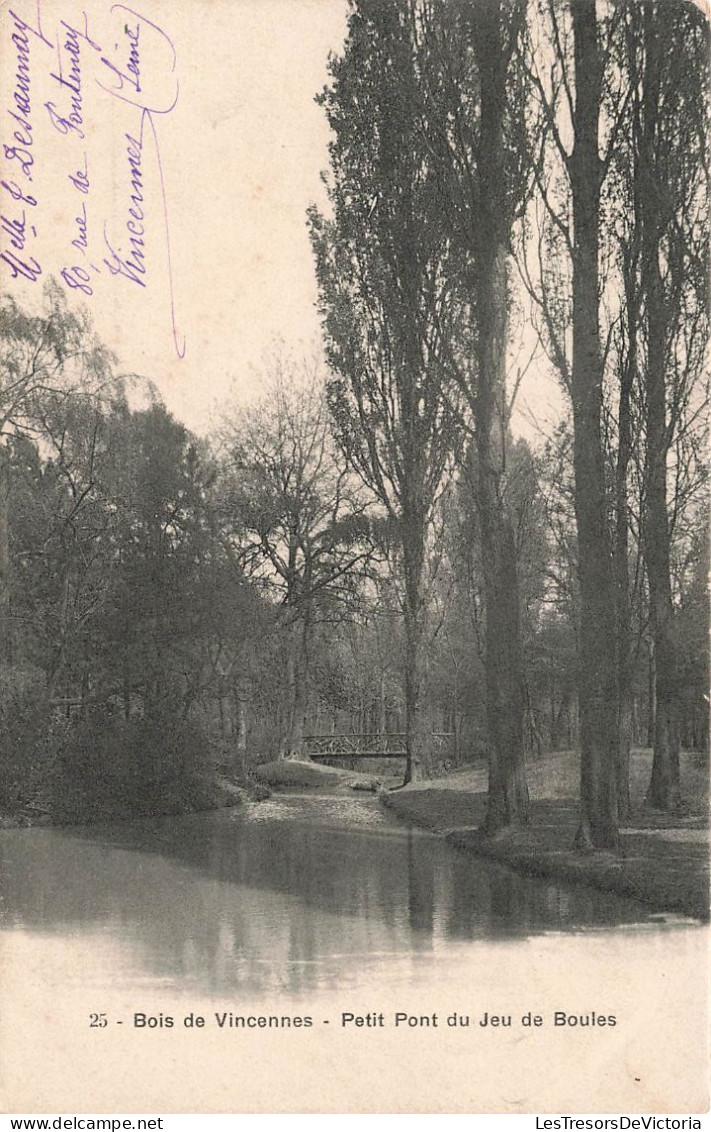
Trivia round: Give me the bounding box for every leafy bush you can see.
[0,665,54,810]
[0,670,223,821]
[57,705,213,814]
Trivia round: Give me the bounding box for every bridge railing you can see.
[302,733,455,759]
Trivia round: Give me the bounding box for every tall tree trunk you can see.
[616,564,633,822]
[402,519,432,783]
[281,643,297,757]
[474,0,529,833]
[235,687,248,752]
[644,515,681,810]
[288,655,308,756]
[616,218,639,823]
[283,616,311,758]
[569,0,619,851]
[378,670,387,736]
[478,501,529,830]
[646,638,656,747]
[640,3,681,812]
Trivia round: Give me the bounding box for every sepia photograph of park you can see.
[0,0,708,1115]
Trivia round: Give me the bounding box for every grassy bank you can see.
[253,757,390,791]
[382,748,709,921]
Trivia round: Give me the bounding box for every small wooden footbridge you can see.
[302,732,454,760]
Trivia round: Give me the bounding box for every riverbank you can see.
[0,773,270,830]
[382,748,709,921]
[0,750,385,828]
[0,749,386,828]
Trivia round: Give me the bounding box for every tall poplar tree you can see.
[309,0,457,781]
[415,0,532,829]
[629,0,709,810]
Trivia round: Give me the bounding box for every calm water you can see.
[0,793,686,1000]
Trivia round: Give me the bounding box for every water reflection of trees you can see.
[0,801,659,996]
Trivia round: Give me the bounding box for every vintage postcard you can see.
[0,0,708,1115]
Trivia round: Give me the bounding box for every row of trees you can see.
[0,286,266,814]
[0,281,704,829]
[308,0,708,847]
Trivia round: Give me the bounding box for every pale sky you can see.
[2,0,349,430]
[2,0,558,440]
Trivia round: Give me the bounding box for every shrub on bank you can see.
[0,683,270,824]
[56,705,215,816]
